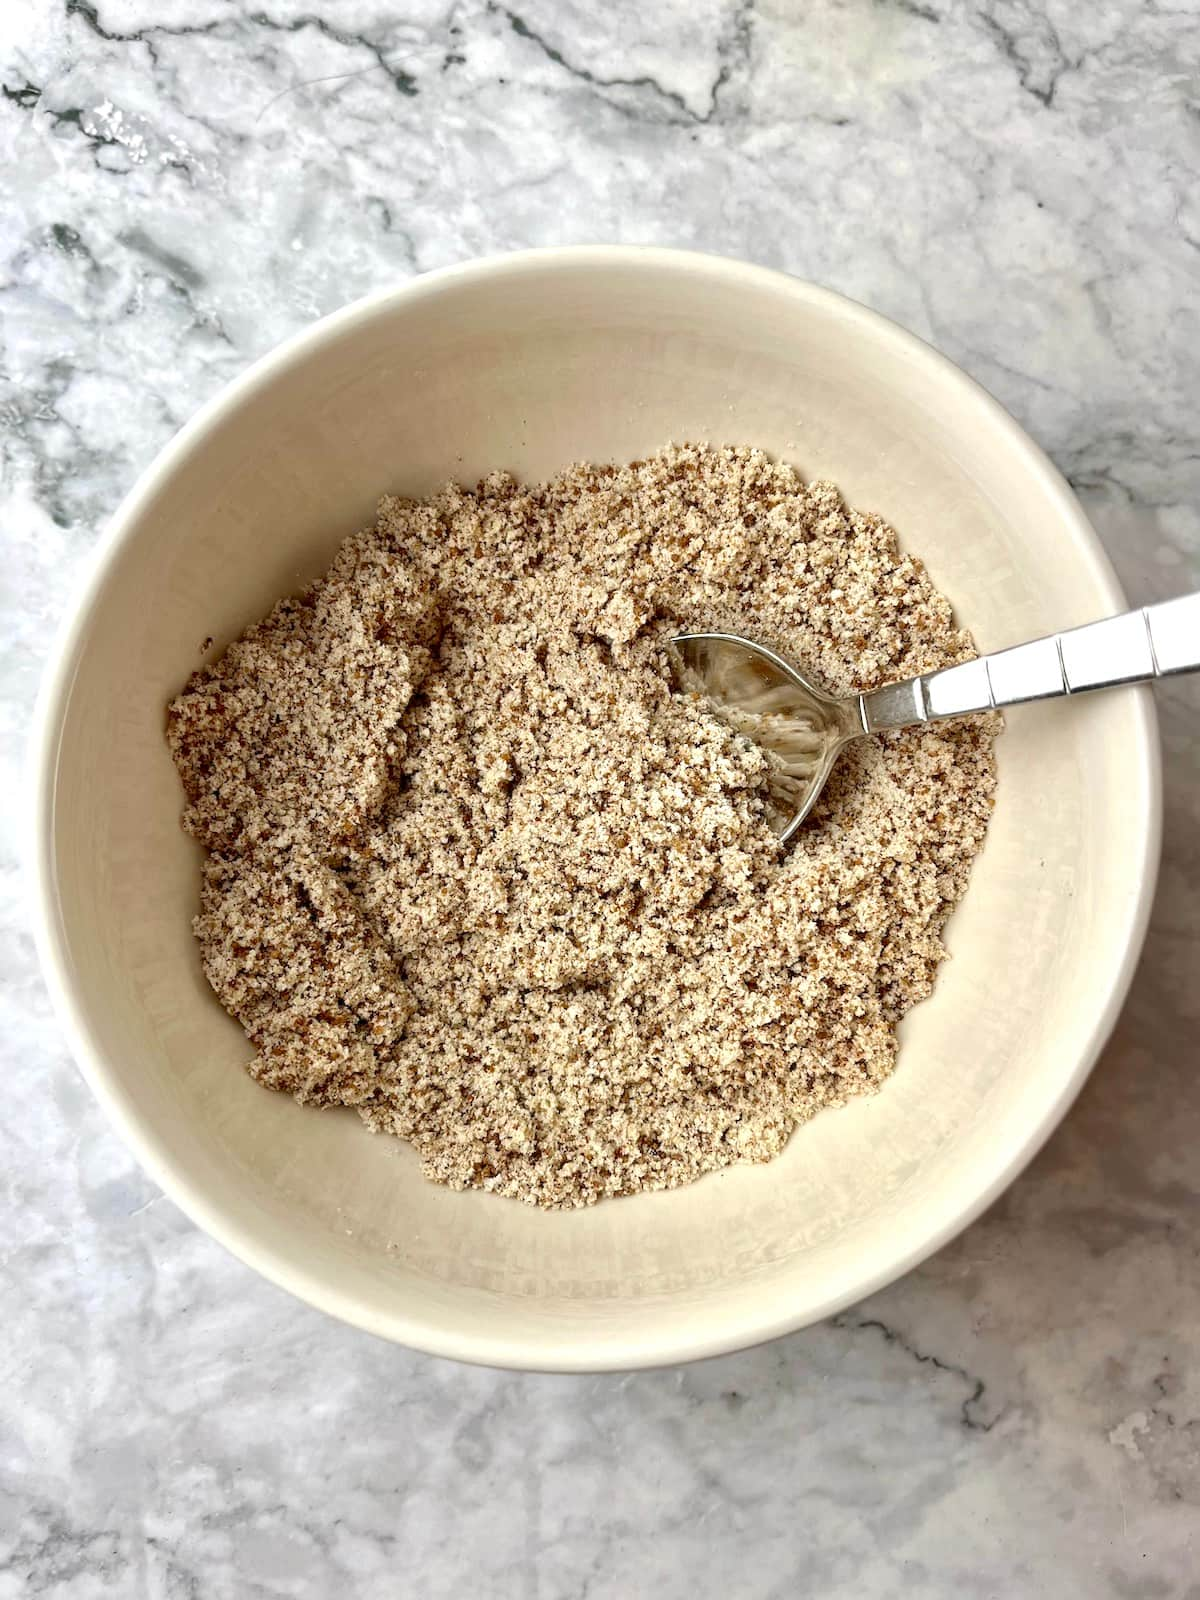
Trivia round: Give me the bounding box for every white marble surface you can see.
[3,1,1199,1594]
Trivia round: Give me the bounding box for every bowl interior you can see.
[37,252,1156,1368]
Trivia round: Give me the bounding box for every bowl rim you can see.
[28,245,1163,1371]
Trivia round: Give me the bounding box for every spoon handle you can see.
[859,591,1200,733]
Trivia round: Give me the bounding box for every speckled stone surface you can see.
[2,3,1198,1595]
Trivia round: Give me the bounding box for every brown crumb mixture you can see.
[167,445,998,1207]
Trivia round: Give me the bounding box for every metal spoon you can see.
[672,591,1199,844]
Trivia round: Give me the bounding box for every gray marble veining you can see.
[2,2,1198,1596]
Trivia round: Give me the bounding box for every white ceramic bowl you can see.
[32,248,1160,1370]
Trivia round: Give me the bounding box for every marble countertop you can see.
[3,2,1198,1595]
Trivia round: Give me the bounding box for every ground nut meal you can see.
[167,445,998,1207]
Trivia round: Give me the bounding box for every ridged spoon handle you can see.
[859,592,1200,733]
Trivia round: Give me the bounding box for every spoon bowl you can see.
[671,632,860,842]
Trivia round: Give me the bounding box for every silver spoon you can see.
[672,591,1199,844]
